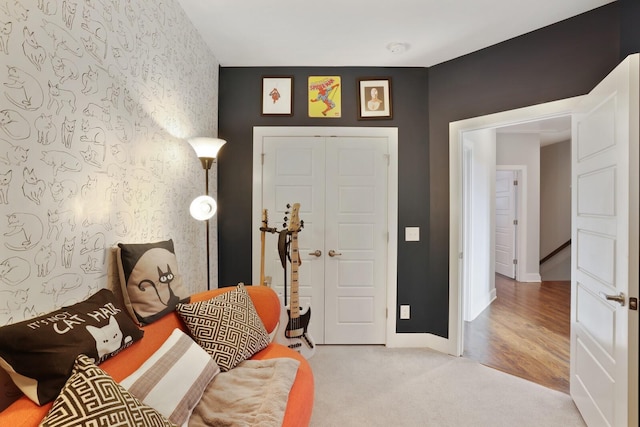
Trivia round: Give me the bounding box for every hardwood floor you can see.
[463,275,571,394]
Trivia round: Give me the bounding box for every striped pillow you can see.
[120,329,220,426]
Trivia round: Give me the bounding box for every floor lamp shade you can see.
[188,137,227,167]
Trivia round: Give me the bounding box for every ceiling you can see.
[498,116,572,146]
[176,0,614,67]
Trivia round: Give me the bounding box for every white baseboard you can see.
[386,332,456,355]
[520,272,542,282]
[465,288,497,322]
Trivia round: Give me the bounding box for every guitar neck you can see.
[290,230,300,318]
[260,209,267,286]
[260,230,266,286]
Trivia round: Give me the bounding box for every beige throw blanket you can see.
[188,358,300,427]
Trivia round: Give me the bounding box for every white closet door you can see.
[324,137,388,344]
[262,136,326,343]
[261,134,389,344]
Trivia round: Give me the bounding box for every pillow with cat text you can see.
[0,289,143,405]
[117,239,190,325]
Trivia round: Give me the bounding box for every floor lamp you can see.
[188,137,227,290]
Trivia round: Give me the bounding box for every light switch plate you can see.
[400,305,410,319]
[405,227,420,241]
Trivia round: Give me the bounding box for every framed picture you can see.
[262,76,293,116]
[308,76,341,118]
[358,78,392,119]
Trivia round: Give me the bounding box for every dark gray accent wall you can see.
[427,3,620,337]
[217,68,431,331]
[620,0,640,59]
[218,2,626,336]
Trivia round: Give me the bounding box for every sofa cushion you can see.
[120,328,220,426]
[117,239,190,325]
[40,354,174,427]
[176,283,271,371]
[0,289,143,405]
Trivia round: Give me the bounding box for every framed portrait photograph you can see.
[358,78,392,119]
[262,76,293,116]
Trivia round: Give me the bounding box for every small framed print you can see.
[358,78,392,119]
[262,76,293,116]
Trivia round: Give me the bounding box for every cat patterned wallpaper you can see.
[0,0,220,329]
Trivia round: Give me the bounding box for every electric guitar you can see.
[275,203,315,358]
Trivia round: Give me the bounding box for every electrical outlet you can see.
[400,305,410,319]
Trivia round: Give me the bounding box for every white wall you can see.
[540,140,571,256]
[497,133,541,282]
[539,139,571,281]
[463,128,496,321]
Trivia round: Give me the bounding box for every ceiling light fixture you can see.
[387,42,409,54]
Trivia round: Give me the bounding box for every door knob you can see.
[328,249,342,257]
[599,291,625,306]
[308,250,322,257]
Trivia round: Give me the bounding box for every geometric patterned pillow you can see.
[176,283,271,372]
[40,354,176,427]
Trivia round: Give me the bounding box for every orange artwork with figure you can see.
[308,76,341,118]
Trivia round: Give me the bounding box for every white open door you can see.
[570,54,639,427]
[495,170,517,278]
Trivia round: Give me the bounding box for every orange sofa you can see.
[0,285,314,426]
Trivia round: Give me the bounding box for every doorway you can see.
[251,126,399,345]
[448,96,583,357]
[458,114,573,389]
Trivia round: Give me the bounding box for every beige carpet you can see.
[308,345,586,427]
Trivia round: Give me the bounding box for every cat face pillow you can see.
[0,289,143,405]
[117,239,190,325]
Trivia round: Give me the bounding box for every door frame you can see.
[448,96,584,356]
[251,126,398,345]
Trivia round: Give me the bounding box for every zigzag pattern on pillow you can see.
[41,355,174,427]
[176,283,271,371]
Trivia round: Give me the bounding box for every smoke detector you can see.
[387,42,409,54]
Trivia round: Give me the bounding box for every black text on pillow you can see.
[0,289,143,405]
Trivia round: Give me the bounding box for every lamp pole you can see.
[188,136,226,292]
[202,157,214,291]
